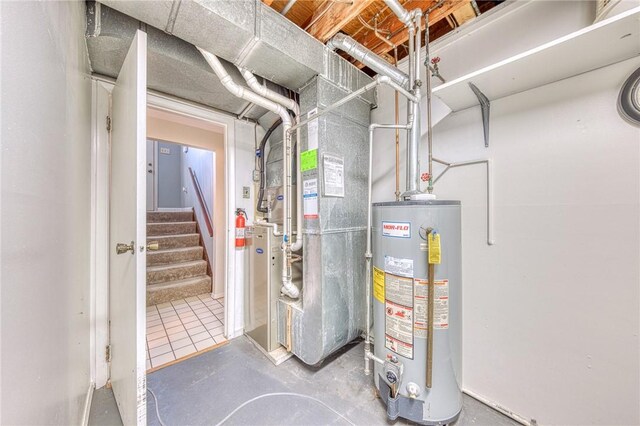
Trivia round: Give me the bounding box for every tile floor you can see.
[146,294,226,370]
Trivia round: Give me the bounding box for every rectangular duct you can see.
[97,0,375,93]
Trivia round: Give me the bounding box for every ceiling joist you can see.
[307,0,374,42]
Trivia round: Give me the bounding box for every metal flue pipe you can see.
[198,48,300,299]
[327,33,410,89]
[238,68,303,253]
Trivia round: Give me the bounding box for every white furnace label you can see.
[303,179,318,219]
[414,279,449,338]
[384,255,414,278]
[307,108,318,150]
[384,272,414,359]
[382,221,411,239]
[323,155,344,197]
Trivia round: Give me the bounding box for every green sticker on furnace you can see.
[300,149,318,172]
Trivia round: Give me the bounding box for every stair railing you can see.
[188,167,214,237]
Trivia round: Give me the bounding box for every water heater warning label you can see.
[384,272,414,359]
[414,279,449,338]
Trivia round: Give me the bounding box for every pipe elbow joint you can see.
[281,279,300,299]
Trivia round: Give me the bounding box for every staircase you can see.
[146,210,212,306]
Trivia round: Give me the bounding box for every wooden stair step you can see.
[147,260,207,285]
[148,234,200,249]
[146,276,211,306]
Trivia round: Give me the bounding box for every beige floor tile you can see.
[212,334,226,344]
[171,299,188,307]
[175,306,192,314]
[147,319,163,328]
[194,338,215,351]
[187,325,206,336]
[197,311,214,320]
[149,343,172,358]
[146,314,160,322]
[147,324,164,334]
[147,336,169,349]
[201,317,220,326]
[156,302,172,309]
[160,311,178,319]
[174,344,197,359]
[184,296,199,302]
[166,324,186,335]
[168,331,189,342]
[207,325,224,336]
[190,331,211,343]
[151,351,175,368]
[183,319,201,330]
[170,337,192,350]
[193,307,209,315]
[147,330,167,341]
[163,319,183,329]
[204,322,222,331]
[178,312,197,321]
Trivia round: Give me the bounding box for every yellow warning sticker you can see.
[373,266,385,303]
[428,233,441,264]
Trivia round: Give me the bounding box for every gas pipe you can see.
[235,208,247,248]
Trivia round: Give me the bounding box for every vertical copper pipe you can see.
[394,47,400,201]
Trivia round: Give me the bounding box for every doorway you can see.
[144,109,228,371]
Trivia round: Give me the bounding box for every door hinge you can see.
[105,344,112,363]
[106,115,112,132]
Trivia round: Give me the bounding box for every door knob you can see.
[147,241,159,251]
[116,241,135,255]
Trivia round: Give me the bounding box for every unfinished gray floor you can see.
[90,337,517,426]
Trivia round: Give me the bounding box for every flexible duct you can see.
[327,34,410,89]
[256,118,283,214]
[198,48,299,299]
[239,68,303,253]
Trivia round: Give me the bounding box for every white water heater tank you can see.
[372,200,462,425]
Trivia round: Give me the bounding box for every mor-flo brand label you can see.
[382,221,411,238]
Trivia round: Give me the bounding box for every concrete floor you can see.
[90,336,518,426]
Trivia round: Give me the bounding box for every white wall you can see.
[372,3,640,424]
[1,1,92,424]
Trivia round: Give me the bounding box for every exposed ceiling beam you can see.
[356,0,471,57]
[307,0,374,43]
[263,0,276,6]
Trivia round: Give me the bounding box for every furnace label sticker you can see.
[303,179,318,219]
[382,221,411,239]
[301,149,318,172]
[373,266,385,303]
[322,155,345,197]
[414,279,449,338]
[384,255,414,278]
[384,301,414,359]
[307,108,319,150]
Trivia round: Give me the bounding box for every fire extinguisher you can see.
[235,208,247,248]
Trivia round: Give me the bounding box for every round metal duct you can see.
[618,66,640,127]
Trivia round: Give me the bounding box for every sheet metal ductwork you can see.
[277,76,373,365]
[99,0,322,90]
[86,2,295,120]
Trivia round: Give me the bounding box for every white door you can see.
[109,30,147,426]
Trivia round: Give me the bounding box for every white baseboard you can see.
[462,388,531,426]
[213,291,224,299]
[81,382,96,426]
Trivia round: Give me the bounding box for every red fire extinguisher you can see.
[235,208,247,248]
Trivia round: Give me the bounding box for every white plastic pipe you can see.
[198,48,300,299]
[238,68,303,253]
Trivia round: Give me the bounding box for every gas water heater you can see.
[372,200,462,425]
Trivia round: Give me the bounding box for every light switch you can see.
[243,186,250,199]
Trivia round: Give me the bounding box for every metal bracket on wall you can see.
[468,82,490,148]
